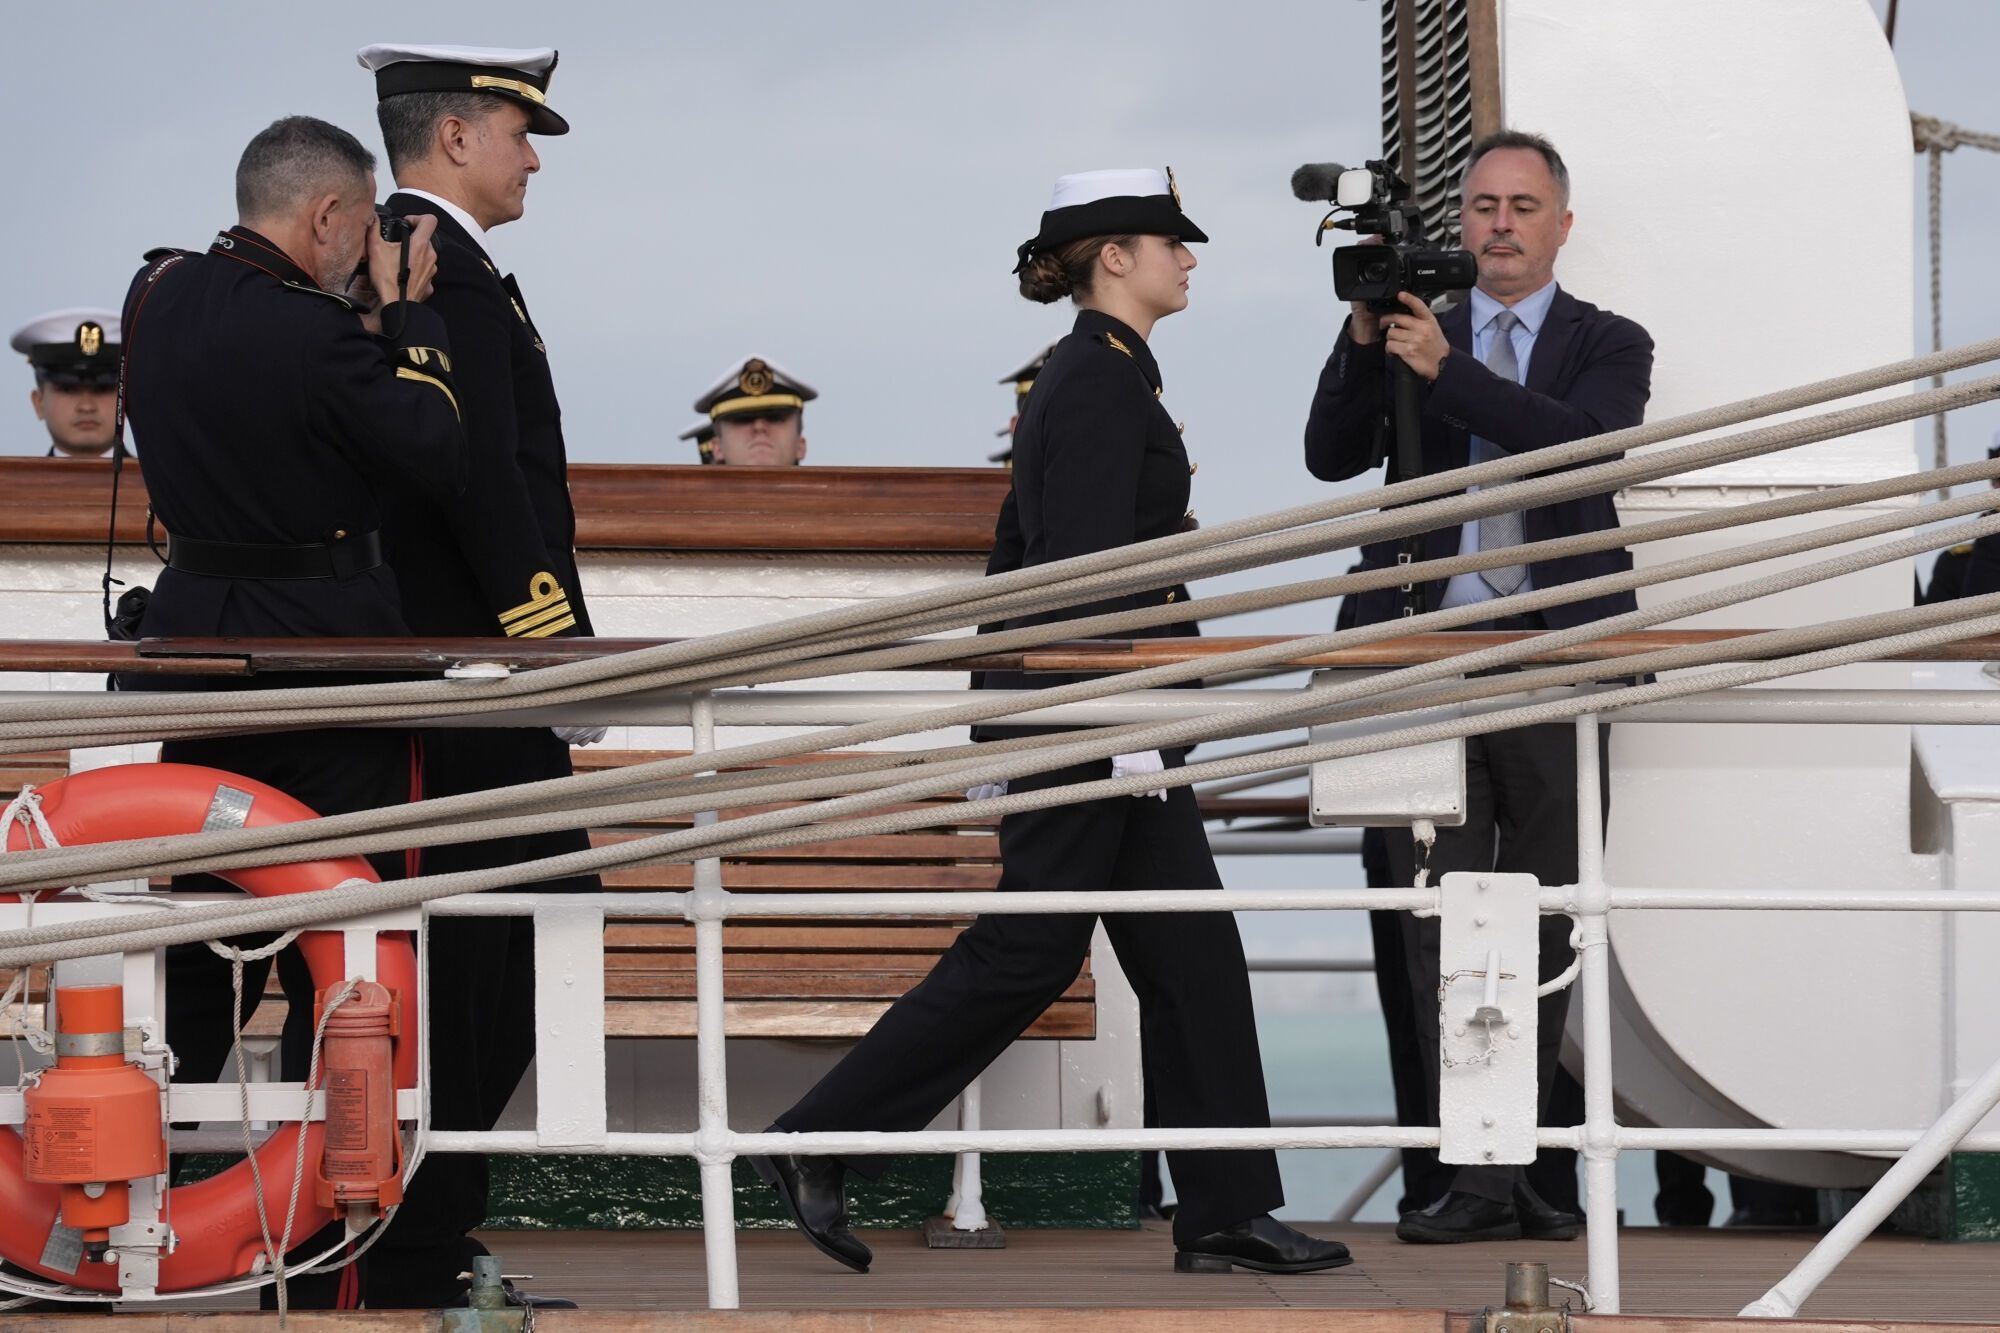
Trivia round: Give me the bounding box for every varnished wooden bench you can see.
[2,748,1095,1043]
[574,748,1092,1040]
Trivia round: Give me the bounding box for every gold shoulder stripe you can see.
[1950,543,1976,556]
[396,366,459,418]
[1104,333,1133,357]
[510,297,528,324]
[404,346,453,373]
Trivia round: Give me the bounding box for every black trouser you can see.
[777,755,1285,1247]
[365,726,597,1310]
[1364,830,1450,1214]
[159,726,415,1309]
[1379,693,1611,1206]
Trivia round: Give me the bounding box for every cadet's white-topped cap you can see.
[1047,168,1173,211]
[11,308,121,385]
[357,44,569,135]
[1016,166,1206,273]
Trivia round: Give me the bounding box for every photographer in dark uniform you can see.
[356,41,594,1310]
[752,168,1348,1279]
[123,113,464,1308]
[1304,130,1653,1244]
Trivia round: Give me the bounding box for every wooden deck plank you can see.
[72,1225,2000,1323]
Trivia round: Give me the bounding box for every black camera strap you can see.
[379,229,413,340]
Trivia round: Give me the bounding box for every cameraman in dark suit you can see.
[1303,130,1654,1244]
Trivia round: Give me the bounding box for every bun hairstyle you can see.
[1018,234,1141,304]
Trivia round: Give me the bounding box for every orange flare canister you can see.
[23,984,166,1244]
[314,979,403,1225]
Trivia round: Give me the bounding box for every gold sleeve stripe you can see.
[396,366,460,418]
[501,600,575,638]
[499,572,568,625]
[515,613,577,639]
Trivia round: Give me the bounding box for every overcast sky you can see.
[3,0,1993,603]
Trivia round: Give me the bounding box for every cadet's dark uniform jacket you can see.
[973,309,1197,733]
[123,226,466,656]
[380,194,590,640]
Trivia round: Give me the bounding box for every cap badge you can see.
[739,360,774,396]
[1165,166,1182,209]
[76,322,103,357]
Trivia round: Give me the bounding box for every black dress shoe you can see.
[1173,1215,1353,1274]
[1396,1190,1522,1243]
[749,1139,873,1273]
[1514,1181,1583,1241]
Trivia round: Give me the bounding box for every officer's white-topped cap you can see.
[1016,166,1206,273]
[11,308,121,385]
[357,43,569,135]
[693,356,818,419]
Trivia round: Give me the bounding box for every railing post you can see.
[1575,713,1620,1313]
[689,690,740,1309]
[950,1078,989,1232]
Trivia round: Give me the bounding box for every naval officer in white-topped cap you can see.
[351,40,588,1313]
[10,308,121,457]
[691,355,815,464]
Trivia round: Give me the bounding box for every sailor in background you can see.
[692,356,814,464]
[677,417,717,462]
[991,343,1054,467]
[122,113,465,1310]
[1924,432,2000,604]
[358,41,592,1310]
[754,168,1349,1278]
[979,345,1054,601]
[10,309,121,457]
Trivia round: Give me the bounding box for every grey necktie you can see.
[1476,310,1528,596]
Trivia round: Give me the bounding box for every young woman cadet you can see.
[751,169,1349,1279]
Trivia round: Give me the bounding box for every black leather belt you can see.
[167,530,383,580]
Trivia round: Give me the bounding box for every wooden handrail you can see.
[0,458,1012,553]
[1,629,1995,678]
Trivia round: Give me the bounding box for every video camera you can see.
[1290,159,1476,311]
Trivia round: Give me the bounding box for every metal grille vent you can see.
[1381,0,1476,244]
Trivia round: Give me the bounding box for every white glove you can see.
[553,725,608,747]
[964,781,1009,802]
[1111,750,1169,801]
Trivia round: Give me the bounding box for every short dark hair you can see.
[1460,129,1571,206]
[377,91,504,174]
[235,116,375,221]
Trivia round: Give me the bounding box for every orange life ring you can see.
[0,763,418,1294]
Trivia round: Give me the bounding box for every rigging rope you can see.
[1911,113,2000,484]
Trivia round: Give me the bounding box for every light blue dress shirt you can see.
[1438,279,1559,610]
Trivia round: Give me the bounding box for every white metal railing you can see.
[8,681,2000,1315]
